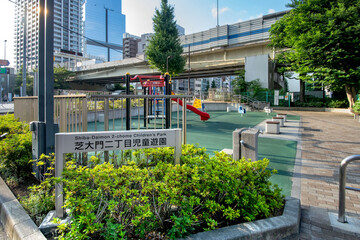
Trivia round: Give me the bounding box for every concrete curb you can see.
[0,177,46,240]
[185,197,300,240]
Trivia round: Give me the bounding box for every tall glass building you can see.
[84,0,125,62]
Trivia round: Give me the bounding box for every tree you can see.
[205,80,209,92]
[211,80,216,89]
[54,66,74,89]
[269,0,360,107]
[14,66,34,96]
[231,70,248,94]
[146,0,185,75]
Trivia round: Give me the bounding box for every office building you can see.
[84,0,126,62]
[14,0,85,71]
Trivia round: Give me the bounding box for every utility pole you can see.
[22,4,27,96]
[105,7,114,62]
[217,0,219,27]
[3,40,6,59]
[188,45,191,95]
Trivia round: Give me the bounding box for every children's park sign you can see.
[54,128,182,218]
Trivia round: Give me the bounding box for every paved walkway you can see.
[276,111,360,239]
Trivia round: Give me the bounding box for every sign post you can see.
[55,128,182,218]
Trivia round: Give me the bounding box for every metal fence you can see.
[86,95,192,144]
[14,94,192,144]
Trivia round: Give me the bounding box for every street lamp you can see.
[217,0,219,27]
[105,7,114,62]
[4,40,6,60]
[166,55,172,73]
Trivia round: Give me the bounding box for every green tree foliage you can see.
[232,70,267,97]
[232,70,247,94]
[146,0,185,75]
[211,80,216,89]
[269,0,360,107]
[205,80,209,92]
[54,66,74,89]
[14,66,34,96]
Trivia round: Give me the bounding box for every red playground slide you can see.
[171,98,210,121]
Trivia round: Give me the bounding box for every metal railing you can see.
[87,95,192,144]
[338,155,360,223]
[14,95,192,144]
[234,94,269,110]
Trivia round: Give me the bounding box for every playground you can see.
[88,110,299,196]
[84,74,299,196]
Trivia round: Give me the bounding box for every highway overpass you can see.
[70,11,288,90]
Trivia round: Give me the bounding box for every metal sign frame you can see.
[55,128,182,218]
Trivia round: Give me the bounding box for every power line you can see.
[55,22,146,62]
[54,22,123,54]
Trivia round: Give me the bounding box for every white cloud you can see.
[249,13,263,20]
[122,0,160,36]
[268,9,276,14]
[211,7,230,18]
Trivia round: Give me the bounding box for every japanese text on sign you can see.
[58,130,178,153]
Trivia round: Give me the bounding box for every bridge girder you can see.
[71,40,272,85]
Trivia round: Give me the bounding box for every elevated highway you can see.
[70,11,288,88]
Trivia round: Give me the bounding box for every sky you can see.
[0,0,291,68]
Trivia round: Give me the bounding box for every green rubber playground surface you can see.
[182,111,297,196]
[258,138,297,196]
[88,111,298,196]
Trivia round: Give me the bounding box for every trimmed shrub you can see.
[54,148,283,239]
[326,99,348,108]
[352,100,360,113]
[0,114,32,184]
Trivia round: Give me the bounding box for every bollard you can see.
[233,128,259,161]
[272,116,284,127]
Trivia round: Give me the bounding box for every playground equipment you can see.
[238,105,246,116]
[131,74,210,123]
[172,98,210,121]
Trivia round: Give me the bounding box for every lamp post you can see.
[166,55,172,73]
[4,40,6,60]
[217,0,219,27]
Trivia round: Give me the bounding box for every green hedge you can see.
[52,148,283,239]
[353,100,360,113]
[0,114,32,184]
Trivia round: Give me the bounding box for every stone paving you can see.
[277,111,360,240]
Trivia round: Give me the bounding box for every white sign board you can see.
[58,129,178,153]
[55,129,182,218]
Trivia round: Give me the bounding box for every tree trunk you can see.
[345,85,356,108]
[300,79,305,103]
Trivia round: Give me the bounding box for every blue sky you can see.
[123,0,291,35]
[0,0,291,67]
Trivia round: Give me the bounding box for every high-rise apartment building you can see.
[84,0,125,62]
[122,33,140,59]
[14,0,85,71]
[14,0,125,71]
